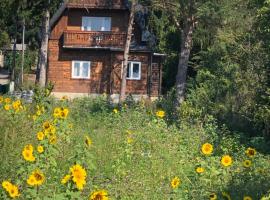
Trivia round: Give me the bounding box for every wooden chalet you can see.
[48,0,164,100]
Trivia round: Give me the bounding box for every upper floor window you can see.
[82,17,111,31]
[127,61,141,80]
[72,61,91,79]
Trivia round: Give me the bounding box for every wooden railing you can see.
[63,31,126,49]
[67,0,125,9]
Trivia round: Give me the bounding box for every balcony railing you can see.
[63,31,126,49]
[67,0,126,9]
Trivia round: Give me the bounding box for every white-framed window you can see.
[126,61,141,80]
[82,17,111,31]
[72,61,91,79]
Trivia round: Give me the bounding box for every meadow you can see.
[0,92,270,200]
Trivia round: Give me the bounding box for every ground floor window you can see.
[72,61,91,79]
[126,61,141,80]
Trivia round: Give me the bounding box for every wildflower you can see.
[170,177,180,189]
[243,196,252,200]
[201,143,213,155]
[221,155,233,167]
[8,184,20,198]
[4,98,11,104]
[53,107,61,118]
[127,137,133,144]
[85,136,92,147]
[2,181,12,191]
[12,100,21,111]
[27,170,45,186]
[58,108,69,119]
[246,148,256,158]
[222,192,232,200]
[243,160,252,168]
[61,96,68,101]
[22,145,35,162]
[70,164,87,190]
[4,104,11,111]
[36,110,42,116]
[37,146,44,153]
[210,193,217,200]
[43,121,51,130]
[37,132,45,141]
[156,110,165,118]
[61,175,71,184]
[196,167,205,174]
[89,190,109,200]
[113,108,118,114]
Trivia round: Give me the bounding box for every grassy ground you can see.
[0,95,270,200]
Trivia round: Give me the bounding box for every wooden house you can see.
[48,0,164,101]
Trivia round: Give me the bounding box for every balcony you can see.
[67,0,126,9]
[63,31,126,49]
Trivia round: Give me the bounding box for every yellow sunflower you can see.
[222,192,232,200]
[27,170,45,186]
[196,167,205,174]
[22,145,35,162]
[4,98,11,104]
[37,146,44,153]
[53,107,61,118]
[246,148,256,158]
[243,160,252,168]
[243,196,252,200]
[70,164,87,190]
[37,132,45,141]
[89,190,109,200]
[61,175,71,184]
[85,136,92,147]
[2,181,12,191]
[201,143,213,155]
[8,184,20,198]
[4,104,11,111]
[210,193,217,200]
[221,155,233,167]
[170,177,180,189]
[156,110,165,118]
[43,121,51,130]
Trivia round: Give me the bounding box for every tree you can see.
[120,0,137,102]
[150,0,221,105]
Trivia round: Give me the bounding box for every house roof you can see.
[50,0,128,29]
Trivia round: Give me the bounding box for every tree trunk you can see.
[175,21,194,105]
[119,0,136,102]
[38,8,50,87]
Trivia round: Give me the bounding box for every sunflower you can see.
[37,146,44,153]
[196,167,205,174]
[4,104,11,111]
[243,160,252,168]
[70,164,87,190]
[12,100,21,111]
[2,181,12,191]
[170,177,180,189]
[4,98,11,104]
[210,193,217,200]
[85,136,92,147]
[59,108,69,119]
[8,184,20,198]
[53,107,61,118]
[156,110,165,118]
[61,175,71,184]
[222,192,232,200]
[89,190,109,200]
[246,148,256,158]
[22,145,35,162]
[43,121,51,130]
[201,143,213,155]
[37,132,45,141]
[243,196,252,200]
[221,155,233,167]
[27,170,45,186]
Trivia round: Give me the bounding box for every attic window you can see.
[82,17,111,31]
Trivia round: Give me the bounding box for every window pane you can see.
[82,62,89,78]
[82,17,91,31]
[132,63,140,79]
[74,62,80,77]
[82,17,111,31]
[126,63,131,78]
